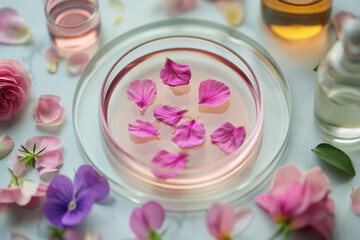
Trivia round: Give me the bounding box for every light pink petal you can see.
[206,203,223,238]
[0,133,14,159]
[7,156,26,177]
[164,0,198,16]
[160,58,191,86]
[351,186,360,216]
[36,167,59,178]
[126,79,157,110]
[11,232,31,240]
[13,181,38,206]
[128,120,160,137]
[151,150,188,179]
[44,47,60,74]
[63,229,84,240]
[21,136,46,154]
[206,203,235,239]
[172,120,205,149]
[215,0,243,26]
[219,204,235,237]
[130,208,149,240]
[153,105,188,126]
[232,206,254,236]
[33,95,65,126]
[269,164,303,195]
[65,52,89,75]
[333,11,355,39]
[0,8,31,44]
[36,150,63,169]
[34,183,48,197]
[211,122,246,153]
[0,187,21,203]
[38,135,62,152]
[142,201,165,230]
[198,79,230,106]
[84,230,103,240]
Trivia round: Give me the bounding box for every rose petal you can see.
[0,133,14,159]
[351,186,360,216]
[142,201,165,230]
[211,122,246,153]
[65,52,89,75]
[128,120,160,137]
[215,0,243,26]
[126,79,157,110]
[333,11,356,39]
[11,232,30,240]
[232,206,253,236]
[198,79,230,106]
[0,8,31,44]
[151,150,188,179]
[45,47,60,74]
[33,95,65,127]
[172,120,205,149]
[164,0,198,16]
[160,58,191,86]
[153,105,188,126]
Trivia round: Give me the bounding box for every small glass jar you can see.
[261,0,332,40]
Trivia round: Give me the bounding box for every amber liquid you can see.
[262,0,332,40]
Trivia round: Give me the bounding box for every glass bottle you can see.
[261,0,332,40]
[314,19,360,150]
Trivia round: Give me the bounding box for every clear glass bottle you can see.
[314,19,360,150]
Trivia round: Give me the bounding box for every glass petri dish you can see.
[73,19,292,211]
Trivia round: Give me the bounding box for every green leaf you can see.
[313,62,319,72]
[312,143,356,176]
[150,231,162,240]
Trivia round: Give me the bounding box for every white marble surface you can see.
[1,0,360,239]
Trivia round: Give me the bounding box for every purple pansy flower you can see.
[43,165,110,227]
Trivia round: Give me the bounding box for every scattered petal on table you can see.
[333,11,356,39]
[128,120,160,137]
[109,0,124,10]
[44,47,60,74]
[0,133,14,159]
[215,0,243,26]
[0,8,31,45]
[232,206,254,236]
[351,186,360,216]
[198,79,230,106]
[211,122,246,153]
[160,58,191,86]
[151,150,187,179]
[153,105,188,126]
[172,120,206,149]
[33,95,65,127]
[126,79,157,110]
[11,232,30,240]
[164,0,198,16]
[65,52,90,75]
[114,15,124,24]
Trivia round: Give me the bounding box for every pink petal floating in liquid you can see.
[151,150,188,179]
[172,120,206,149]
[211,122,246,153]
[128,120,160,138]
[160,58,191,87]
[198,79,230,106]
[126,79,157,110]
[44,47,60,74]
[153,105,188,126]
[65,52,90,75]
[0,8,31,45]
[333,11,356,39]
[351,186,360,216]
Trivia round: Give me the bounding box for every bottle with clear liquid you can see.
[314,19,360,150]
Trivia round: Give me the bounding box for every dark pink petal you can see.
[211,122,246,153]
[333,11,355,39]
[65,52,89,75]
[351,186,360,216]
[172,120,205,149]
[126,79,157,110]
[153,105,188,126]
[128,120,160,137]
[198,79,230,106]
[151,150,188,179]
[160,58,191,86]
[45,47,60,74]
[142,201,165,230]
[130,208,149,240]
[0,8,31,45]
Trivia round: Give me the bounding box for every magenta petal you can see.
[153,105,188,126]
[151,150,188,179]
[128,120,160,137]
[211,122,246,153]
[142,201,165,230]
[130,208,149,240]
[198,79,230,106]
[0,8,31,45]
[172,120,205,149]
[126,79,157,110]
[160,58,191,87]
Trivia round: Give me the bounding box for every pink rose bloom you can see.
[255,164,335,240]
[0,59,31,121]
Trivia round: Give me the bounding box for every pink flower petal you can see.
[232,206,253,236]
[0,133,14,159]
[128,120,160,137]
[164,0,198,16]
[44,47,60,74]
[142,201,165,230]
[11,232,31,240]
[7,156,26,177]
[130,208,150,240]
[65,52,90,75]
[351,186,360,216]
[211,122,246,153]
[333,11,356,39]
[33,95,65,127]
[126,79,157,110]
[0,8,31,45]
[172,120,206,149]
[160,58,191,86]
[198,79,230,106]
[151,150,188,179]
[268,164,303,195]
[206,203,235,239]
[63,229,84,240]
[153,105,188,126]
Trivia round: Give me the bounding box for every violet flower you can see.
[43,165,110,227]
